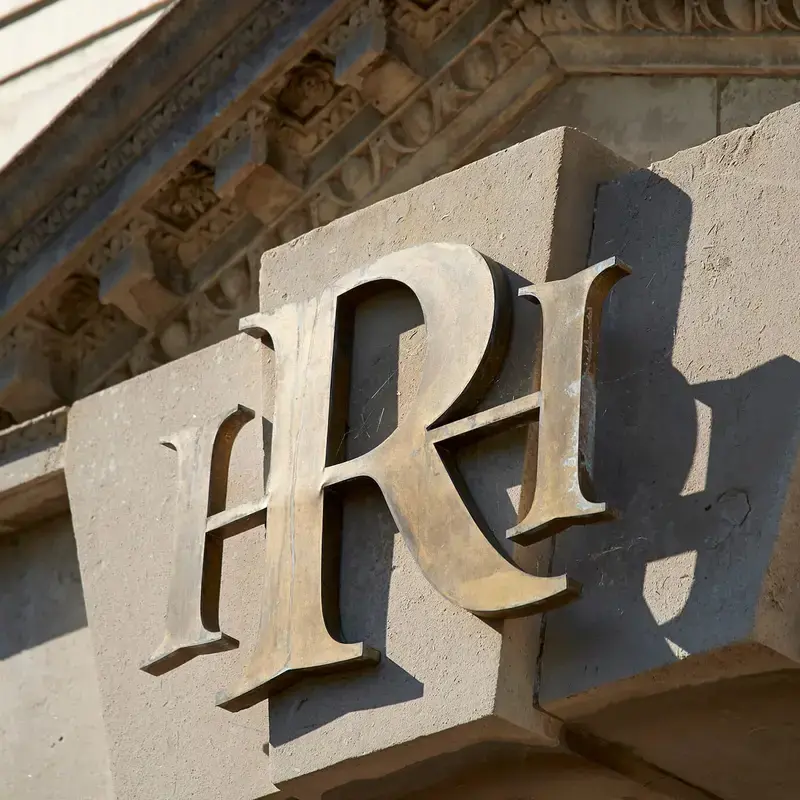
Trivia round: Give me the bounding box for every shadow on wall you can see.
[0,515,88,660]
[542,166,800,700]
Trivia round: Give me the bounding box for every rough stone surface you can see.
[67,335,276,800]
[0,516,113,800]
[720,78,800,133]
[491,77,717,167]
[66,128,633,800]
[537,102,800,797]
[573,669,800,800]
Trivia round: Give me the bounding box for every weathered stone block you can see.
[99,239,180,332]
[538,103,800,799]
[66,127,633,800]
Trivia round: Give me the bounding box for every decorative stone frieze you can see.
[0,0,799,428]
[0,0,295,277]
[516,0,800,34]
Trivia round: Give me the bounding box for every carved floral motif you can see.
[278,59,337,121]
[205,105,273,165]
[144,162,219,233]
[303,8,538,222]
[326,0,387,52]
[514,0,800,34]
[392,0,478,44]
[87,217,149,276]
[272,87,364,157]
[174,198,244,266]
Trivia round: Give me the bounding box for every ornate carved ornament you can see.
[0,0,798,432]
[516,0,800,34]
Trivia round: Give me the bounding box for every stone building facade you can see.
[2,2,800,799]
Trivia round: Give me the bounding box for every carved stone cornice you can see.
[517,0,800,33]
[0,3,290,279]
[516,0,800,72]
[0,0,799,429]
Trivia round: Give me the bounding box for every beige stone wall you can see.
[0,516,112,800]
[2,21,800,794]
[0,0,171,169]
[491,76,800,167]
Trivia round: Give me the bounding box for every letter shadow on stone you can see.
[538,168,800,714]
[0,517,88,659]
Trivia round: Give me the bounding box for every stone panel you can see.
[66,127,634,800]
[0,516,113,800]
[67,336,275,800]
[538,102,800,800]
[720,79,800,133]
[490,77,717,167]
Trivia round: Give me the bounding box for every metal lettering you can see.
[510,257,630,541]
[141,405,254,675]
[141,243,629,708]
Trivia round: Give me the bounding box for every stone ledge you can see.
[0,407,67,535]
[541,34,800,75]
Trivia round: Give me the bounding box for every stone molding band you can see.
[0,0,798,436]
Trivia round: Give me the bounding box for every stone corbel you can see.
[333,14,424,115]
[0,341,63,423]
[514,0,800,73]
[213,130,304,224]
[99,239,181,333]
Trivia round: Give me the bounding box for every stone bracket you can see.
[99,240,180,332]
[333,14,424,114]
[214,132,304,224]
